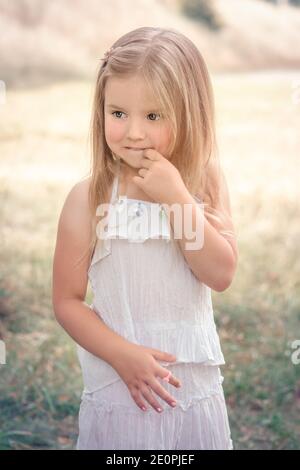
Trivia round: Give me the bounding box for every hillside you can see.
[0,0,300,88]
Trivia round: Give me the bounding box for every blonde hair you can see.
[82,26,234,266]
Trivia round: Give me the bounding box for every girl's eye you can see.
[112,111,125,119]
[148,113,161,121]
[111,111,161,121]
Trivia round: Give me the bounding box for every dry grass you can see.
[0,69,300,449]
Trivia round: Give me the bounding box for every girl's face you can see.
[104,74,173,171]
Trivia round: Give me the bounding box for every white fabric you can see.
[76,160,233,449]
[76,363,233,450]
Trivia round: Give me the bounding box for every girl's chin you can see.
[120,156,142,169]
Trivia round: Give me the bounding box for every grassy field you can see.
[0,70,299,449]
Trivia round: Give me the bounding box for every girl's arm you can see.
[52,179,130,366]
[166,169,238,292]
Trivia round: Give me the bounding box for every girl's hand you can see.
[132,149,189,206]
[110,342,182,413]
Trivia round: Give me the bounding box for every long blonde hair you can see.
[83,26,233,266]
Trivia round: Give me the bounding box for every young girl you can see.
[52,26,238,450]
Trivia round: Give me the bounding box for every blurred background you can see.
[0,0,299,450]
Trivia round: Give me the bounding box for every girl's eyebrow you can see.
[105,103,160,112]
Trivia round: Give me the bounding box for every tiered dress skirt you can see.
[76,362,233,450]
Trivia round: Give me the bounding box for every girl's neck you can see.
[117,159,153,202]
[119,159,139,183]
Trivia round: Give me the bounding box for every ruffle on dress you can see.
[88,196,171,272]
[76,363,233,450]
[76,319,225,394]
[88,194,204,271]
[133,321,225,365]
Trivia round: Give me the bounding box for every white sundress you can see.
[75,160,234,450]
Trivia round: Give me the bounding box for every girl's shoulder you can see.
[63,176,92,220]
[57,176,93,252]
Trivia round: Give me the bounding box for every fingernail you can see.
[142,406,147,411]
[157,407,162,412]
[171,401,177,407]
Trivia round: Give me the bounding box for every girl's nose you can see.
[126,120,146,140]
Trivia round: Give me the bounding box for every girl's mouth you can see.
[125,147,146,151]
